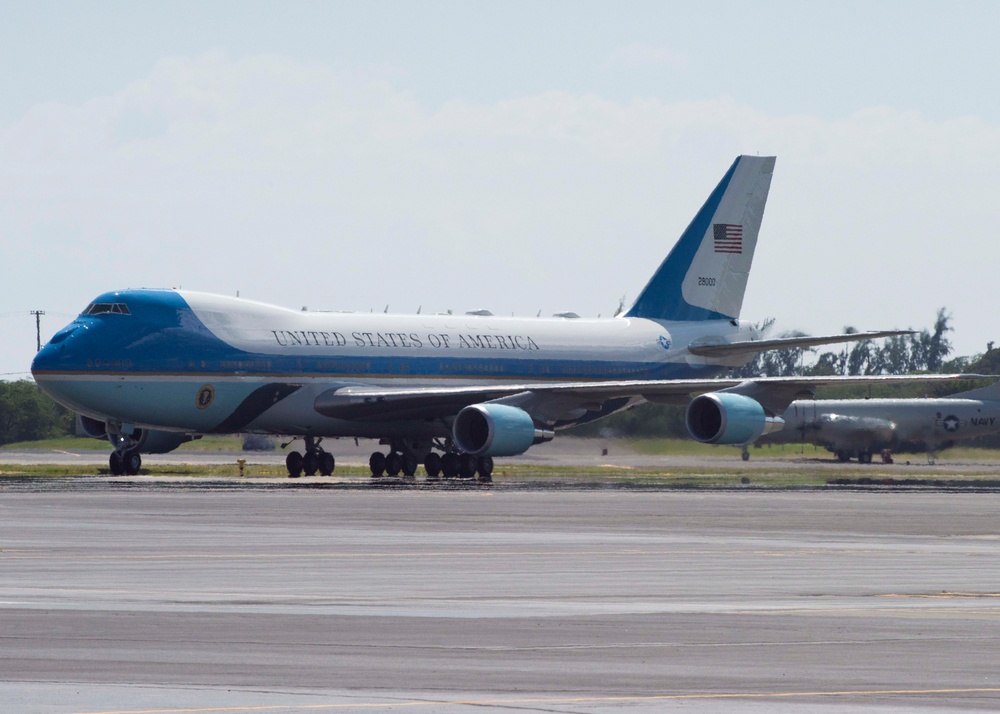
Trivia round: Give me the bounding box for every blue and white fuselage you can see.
[32,288,759,437]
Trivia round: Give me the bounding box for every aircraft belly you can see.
[36,376,294,433]
[245,413,449,439]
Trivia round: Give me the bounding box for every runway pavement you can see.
[6,435,1000,474]
[2,480,1000,713]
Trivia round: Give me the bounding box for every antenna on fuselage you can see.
[613,294,627,318]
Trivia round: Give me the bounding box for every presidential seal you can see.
[196,384,215,410]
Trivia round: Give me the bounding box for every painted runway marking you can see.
[0,545,955,562]
[69,687,1000,713]
[882,591,1000,599]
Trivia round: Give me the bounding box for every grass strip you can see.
[2,461,1000,488]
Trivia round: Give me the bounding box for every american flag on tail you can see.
[713,223,743,254]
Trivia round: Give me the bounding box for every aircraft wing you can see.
[313,373,982,424]
[687,330,915,358]
[314,385,517,421]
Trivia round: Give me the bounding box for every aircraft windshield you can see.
[84,302,131,316]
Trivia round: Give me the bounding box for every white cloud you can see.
[2,52,1000,378]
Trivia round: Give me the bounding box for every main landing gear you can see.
[280,437,494,483]
[834,449,874,464]
[368,439,494,483]
[285,436,336,478]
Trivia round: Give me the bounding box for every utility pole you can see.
[30,310,45,352]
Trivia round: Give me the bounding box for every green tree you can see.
[0,381,73,445]
[961,345,1000,375]
[810,309,955,376]
[915,308,953,372]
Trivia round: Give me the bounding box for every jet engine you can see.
[686,393,785,445]
[77,414,110,440]
[75,415,195,454]
[453,404,554,457]
[134,429,197,454]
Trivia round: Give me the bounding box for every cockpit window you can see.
[85,303,131,316]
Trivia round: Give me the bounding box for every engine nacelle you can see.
[76,414,108,439]
[134,428,196,454]
[75,415,194,454]
[453,404,553,456]
[686,392,785,445]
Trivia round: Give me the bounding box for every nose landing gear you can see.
[109,448,142,476]
[107,430,142,476]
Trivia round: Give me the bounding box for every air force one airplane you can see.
[31,155,962,479]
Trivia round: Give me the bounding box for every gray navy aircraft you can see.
[755,380,1000,463]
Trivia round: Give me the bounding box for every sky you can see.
[3,0,1000,379]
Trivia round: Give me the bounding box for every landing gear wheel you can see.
[476,456,494,483]
[302,452,319,476]
[385,452,402,477]
[286,451,304,478]
[401,454,418,479]
[369,452,386,478]
[741,448,750,462]
[835,450,850,463]
[458,454,477,480]
[123,450,142,476]
[858,451,873,464]
[109,451,125,476]
[424,453,442,480]
[319,451,335,476]
[441,453,460,479]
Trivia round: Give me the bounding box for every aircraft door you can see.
[795,401,818,443]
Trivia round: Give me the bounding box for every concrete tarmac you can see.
[7,435,1000,474]
[2,483,1000,713]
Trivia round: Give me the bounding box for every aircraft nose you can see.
[31,323,86,375]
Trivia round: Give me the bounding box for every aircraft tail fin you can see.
[951,379,1000,401]
[625,155,776,322]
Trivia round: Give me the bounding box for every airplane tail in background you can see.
[625,155,776,323]
[950,379,1000,401]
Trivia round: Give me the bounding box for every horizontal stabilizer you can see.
[687,330,916,358]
